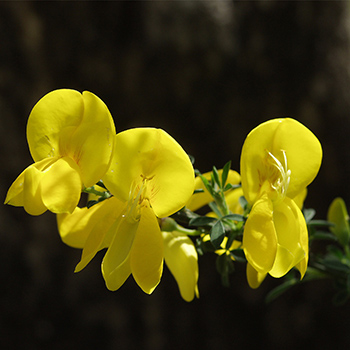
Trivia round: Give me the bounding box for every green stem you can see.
[83,186,110,198]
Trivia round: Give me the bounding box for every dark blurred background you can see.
[1,1,350,349]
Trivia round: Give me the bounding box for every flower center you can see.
[125,175,154,222]
[264,149,291,203]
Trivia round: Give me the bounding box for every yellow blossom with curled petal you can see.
[58,127,195,295]
[5,89,115,215]
[240,118,322,288]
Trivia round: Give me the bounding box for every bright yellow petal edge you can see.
[5,89,116,215]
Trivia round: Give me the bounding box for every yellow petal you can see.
[225,187,244,215]
[187,169,240,212]
[102,253,132,292]
[4,171,25,207]
[272,118,322,198]
[4,158,56,215]
[27,89,84,162]
[241,119,282,204]
[243,193,277,274]
[292,188,307,210]
[68,91,116,187]
[246,262,267,289]
[101,212,140,291]
[103,128,194,218]
[57,196,123,249]
[74,198,126,272]
[40,156,82,214]
[240,118,322,204]
[162,230,199,302]
[130,203,164,294]
[22,164,47,216]
[269,197,307,278]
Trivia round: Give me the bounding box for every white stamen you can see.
[266,149,291,202]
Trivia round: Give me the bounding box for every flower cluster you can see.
[5,89,326,302]
[5,89,197,301]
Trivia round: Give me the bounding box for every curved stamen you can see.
[126,179,147,222]
[266,149,291,202]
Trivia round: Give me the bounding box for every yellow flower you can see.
[58,128,195,295]
[161,228,199,302]
[240,118,322,288]
[5,89,115,215]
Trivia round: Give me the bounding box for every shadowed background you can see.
[1,2,350,349]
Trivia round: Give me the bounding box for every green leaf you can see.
[309,231,338,242]
[308,220,335,228]
[189,216,217,227]
[221,161,231,188]
[303,267,328,282]
[265,278,298,304]
[199,174,214,196]
[303,208,316,223]
[322,257,350,274]
[96,180,108,190]
[170,207,199,227]
[193,188,205,194]
[239,196,249,210]
[208,201,222,218]
[87,200,99,209]
[212,166,221,188]
[230,249,246,263]
[216,253,234,287]
[328,197,350,247]
[222,214,245,222]
[210,220,225,249]
[223,183,240,192]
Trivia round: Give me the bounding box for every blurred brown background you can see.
[1,2,350,349]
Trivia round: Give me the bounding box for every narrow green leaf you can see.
[210,220,225,249]
[199,174,214,196]
[189,216,217,227]
[221,161,231,188]
[223,183,240,192]
[265,278,298,304]
[212,166,221,188]
[322,257,350,274]
[309,231,338,242]
[208,201,222,218]
[308,220,335,228]
[222,214,245,222]
[239,196,248,210]
[96,180,108,190]
[87,200,98,209]
[328,197,350,247]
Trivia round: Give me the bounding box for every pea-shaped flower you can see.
[58,128,195,295]
[240,118,322,288]
[5,89,116,215]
